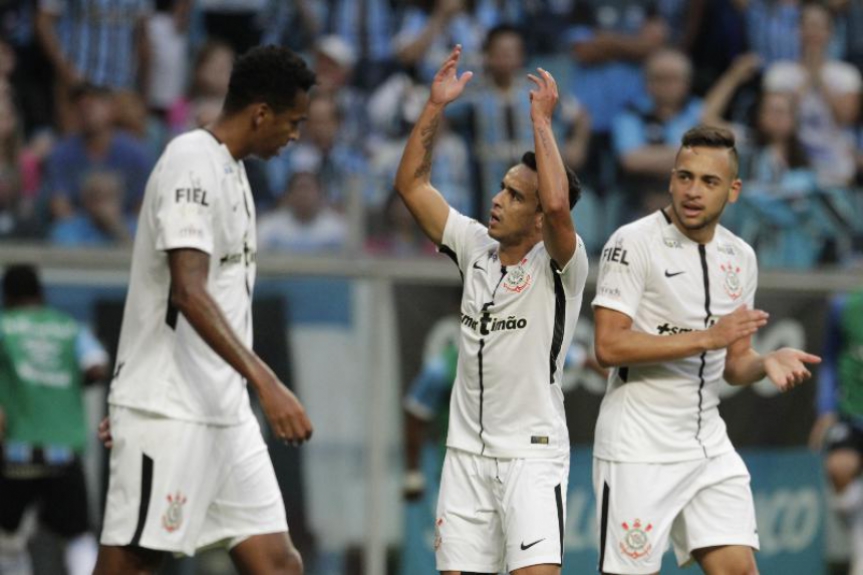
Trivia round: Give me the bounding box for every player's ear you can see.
[252,103,268,129]
[728,178,743,204]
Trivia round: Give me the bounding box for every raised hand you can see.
[764,348,821,392]
[705,304,769,350]
[527,68,559,123]
[429,45,473,107]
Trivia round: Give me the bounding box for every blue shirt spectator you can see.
[321,0,397,89]
[36,0,151,91]
[566,0,664,133]
[48,170,137,246]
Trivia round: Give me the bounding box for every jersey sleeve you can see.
[439,207,489,274]
[555,235,589,298]
[76,326,109,371]
[154,145,218,254]
[591,227,649,319]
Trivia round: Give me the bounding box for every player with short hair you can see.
[94,45,315,575]
[395,45,589,575]
[592,125,821,575]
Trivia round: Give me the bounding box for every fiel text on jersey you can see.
[175,187,209,207]
[601,245,630,266]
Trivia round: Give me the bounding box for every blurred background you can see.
[1,0,863,573]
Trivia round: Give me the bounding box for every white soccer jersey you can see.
[592,210,758,463]
[108,130,257,425]
[441,208,589,459]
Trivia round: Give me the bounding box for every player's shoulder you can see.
[715,224,757,264]
[607,211,666,247]
[163,130,219,162]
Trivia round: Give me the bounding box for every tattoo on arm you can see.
[537,125,554,160]
[414,113,441,179]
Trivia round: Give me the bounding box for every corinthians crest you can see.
[720,262,743,300]
[162,491,188,533]
[619,518,653,559]
[503,260,531,293]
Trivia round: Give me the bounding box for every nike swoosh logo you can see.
[665,270,685,278]
[520,538,545,551]
[473,261,485,272]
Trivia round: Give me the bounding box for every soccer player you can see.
[0,264,109,575]
[93,46,315,575]
[395,45,589,575]
[591,126,821,575]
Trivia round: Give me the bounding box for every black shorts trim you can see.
[130,454,154,546]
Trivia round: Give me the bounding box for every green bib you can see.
[0,307,86,451]
[839,292,863,417]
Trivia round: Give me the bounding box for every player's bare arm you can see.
[724,329,822,390]
[528,67,576,267]
[168,248,313,444]
[594,304,770,368]
[395,44,473,245]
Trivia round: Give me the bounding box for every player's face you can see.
[488,164,540,242]
[668,146,742,241]
[253,90,311,159]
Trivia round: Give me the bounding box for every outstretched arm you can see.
[528,68,576,267]
[724,333,821,390]
[395,45,473,245]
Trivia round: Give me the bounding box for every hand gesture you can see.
[257,378,314,446]
[705,304,769,350]
[528,68,559,123]
[98,416,113,449]
[429,45,473,107]
[764,347,821,392]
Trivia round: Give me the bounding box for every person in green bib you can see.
[810,289,863,575]
[0,264,109,575]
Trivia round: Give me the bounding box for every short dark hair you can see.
[222,45,316,115]
[680,125,739,178]
[520,151,581,210]
[3,264,42,303]
[483,23,525,52]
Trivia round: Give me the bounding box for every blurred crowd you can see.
[1,0,863,268]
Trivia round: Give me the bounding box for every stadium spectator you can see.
[311,35,370,151]
[198,0,266,56]
[733,0,803,66]
[613,48,702,217]
[166,40,235,137]
[49,171,136,247]
[320,0,399,91]
[0,263,109,575]
[258,171,347,254]
[365,190,439,257]
[0,2,54,135]
[0,96,43,239]
[260,0,322,53]
[763,2,861,187]
[267,94,373,209]
[449,24,590,219]
[35,0,152,134]
[565,0,667,190]
[42,83,154,221]
[145,0,191,117]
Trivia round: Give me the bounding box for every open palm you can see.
[764,347,821,392]
[430,45,473,106]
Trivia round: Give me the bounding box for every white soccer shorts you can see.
[100,406,288,556]
[435,448,568,573]
[594,451,760,574]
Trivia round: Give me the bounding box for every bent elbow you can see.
[594,343,617,369]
